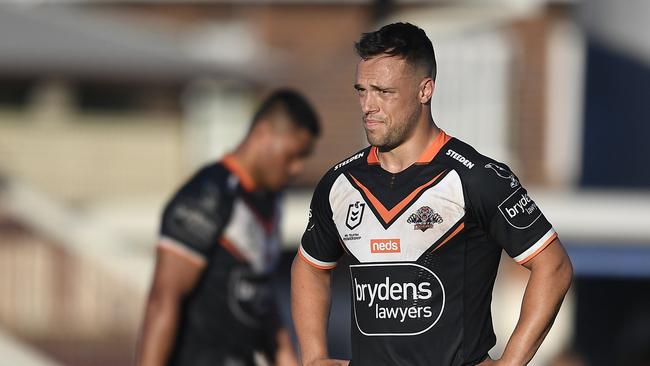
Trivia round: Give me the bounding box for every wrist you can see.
[496,357,524,366]
[302,354,328,365]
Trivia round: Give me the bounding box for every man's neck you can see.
[231,143,261,188]
[377,121,439,174]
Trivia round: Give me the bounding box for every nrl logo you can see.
[485,163,519,189]
[346,201,365,230]
[407,206,443,232]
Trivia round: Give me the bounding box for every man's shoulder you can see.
[313,147,371,194]
[322,147,370,179]
[185,162,232,189]
[171,161,238,206]
[440,138,517,185]
[438,138,526,205]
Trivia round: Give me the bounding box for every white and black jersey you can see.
[300,131,557,366]
[159,155,282,366]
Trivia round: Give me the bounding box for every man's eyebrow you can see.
[354,83,392,91]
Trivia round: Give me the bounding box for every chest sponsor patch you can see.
[370,239,400,253]
[349,263,445,336]
[498,187,542,229]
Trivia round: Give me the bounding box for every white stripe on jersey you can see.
[299,244,338,269]
[514,228,557,264]
[159,235,207,266]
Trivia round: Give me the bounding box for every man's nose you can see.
[360,93,379,115]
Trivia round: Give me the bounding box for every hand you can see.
[305,359,350,366]
[275,347,299,366]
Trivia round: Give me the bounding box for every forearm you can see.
[291,256,332,365]
[275,328,299,366]
[137,296,181,366]
[500,251,573,365]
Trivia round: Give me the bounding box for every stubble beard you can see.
[365,110,420,151]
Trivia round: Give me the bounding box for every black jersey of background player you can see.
[300,131,558,366]
[159,155,282,366]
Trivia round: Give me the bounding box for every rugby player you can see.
[137,89,320,366]
[291,23,573,366]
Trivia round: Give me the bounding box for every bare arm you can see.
[291,255,348,366]
[274,328,299,366]
[482,238,573,366]
[136,245,206,366]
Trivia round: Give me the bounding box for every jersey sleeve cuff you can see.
[298,244,337,270]
[513,228,558,265]
[158,236,207,267]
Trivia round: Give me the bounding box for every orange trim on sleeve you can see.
[517,232,559,265]
[432,222,465,253]
[350,170,445,224]
[298,249,337,270]
[222,154,256,191]
[158,240,207,268]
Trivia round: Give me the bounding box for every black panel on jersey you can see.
[161,164,234,258]
[443,139,554,260]
[301,171,345,265]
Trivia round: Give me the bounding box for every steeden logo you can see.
[370,239,401,254]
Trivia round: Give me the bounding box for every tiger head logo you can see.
[407,206,443,232]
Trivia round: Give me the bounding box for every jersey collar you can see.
[222,153,257,191]
[367,129,452,166]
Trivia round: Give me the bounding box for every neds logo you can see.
[370,239,400,253]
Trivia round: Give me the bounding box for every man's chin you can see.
[365,131,384,147]
[366,135,392,150]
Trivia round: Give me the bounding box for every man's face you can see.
[260,125,315,191]
[355,55,425,150]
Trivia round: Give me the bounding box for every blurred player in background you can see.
[291,23,573,366]
[137,89,320,366]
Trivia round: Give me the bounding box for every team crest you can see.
[407,206,443,232]
[485,163,519,188]
[346,201,365,230]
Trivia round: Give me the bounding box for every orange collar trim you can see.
[222,154,256,191]
[416,130,452,164]
[367,130,452,165]
[367,145,380,165]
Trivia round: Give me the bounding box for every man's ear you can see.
[419,78,434,104]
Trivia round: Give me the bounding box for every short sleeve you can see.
[159,168,227,263]
[469,161,558,265]
[299,176,343,269]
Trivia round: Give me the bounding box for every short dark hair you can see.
[355,22,436,80]
[252,89,321,137]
